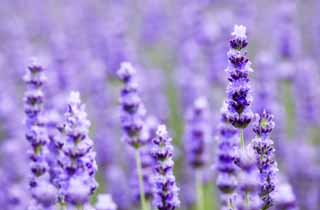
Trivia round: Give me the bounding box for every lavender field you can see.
[1,0,320,210]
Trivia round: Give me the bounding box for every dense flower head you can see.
[236,145,262,210]
[151,125,180,210]
[59,91,98,206]
[184,97,210,169]
[252,110,275,138]
[24,59,57,208]
[223,25,254,129]
[216,116,239,194]
[118,62,147,148]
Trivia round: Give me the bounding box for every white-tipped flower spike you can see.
[231,25,247,39]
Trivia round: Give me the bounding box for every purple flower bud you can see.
[151,125,180,210]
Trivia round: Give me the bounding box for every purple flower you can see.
[23,59,57,208]
[117,62,147,148]
[236,145,262,210]
[222,25,254,129]
[273,177,297,210]
[151,125,180,210]
[216,117,239,193]
[184,97,210,169]
[60,91,98,206]
[252,111,278,209]
[95,194,117,210]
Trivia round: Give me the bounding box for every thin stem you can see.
[77,205,83,210]
[240,129,249,208]
[240,129,245,150]
[227,196,234,210]
[59,203,67,210]
[196,170,204,210]
[135,149,148,210]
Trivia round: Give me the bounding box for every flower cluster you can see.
[151,125,180,210]
[216,116,239,208]
[117,62,147,148]
[222,25,254,128]
[252,111,278,209]
[236,146,262,210]
[184,97,210,169]
[59,91,98,206]
[23,60,58,208]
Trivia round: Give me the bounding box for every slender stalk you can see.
[77,205,83,210]
[135,149,148,210]
[227,196,234,210]
[196,170,204,210]
[240,129,249,207]
[59,203,67,210]
[240,129,245,150]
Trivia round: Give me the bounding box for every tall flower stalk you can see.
[117,62,149,210]
[184,97,210,210]
[252,111,278,210]
[59,91,98,209]
[222,25,255,209]
[23,59,57,209]
[216,116,239,209]
[151,125,180,210]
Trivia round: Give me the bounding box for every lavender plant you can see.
[184,97,210,210]
[23,59,58,209]
[151,125,180,210]
[252,111,278,210]
[117,62,149,210]
[59,91,98,209]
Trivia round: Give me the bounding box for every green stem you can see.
[59,203,67,210]
[196,170,204,210]
[240,129,245,150]
[227,196,234,210]
[135,149,148,210]
[240,129,249,208]
[77,205,83,210]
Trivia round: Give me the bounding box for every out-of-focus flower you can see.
[117,62,147,148]
[184,97,211,169]
[95,194,117,210]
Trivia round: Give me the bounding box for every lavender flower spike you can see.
[223,25,254,129]
[152,125,180,210]
[24,59,57,208]
[252,110,278,209]
[236,145,262,210]
[61,91,98,207]
[184,97,210,169]
[117,62,147,148]
[216,116,239,208]
[117,62,149,210]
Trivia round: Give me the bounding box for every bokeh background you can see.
[1,0,320,209]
